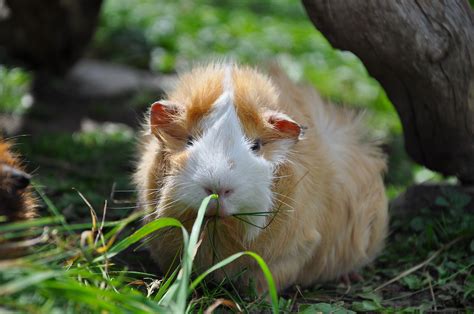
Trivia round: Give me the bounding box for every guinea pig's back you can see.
[268,66,388,283]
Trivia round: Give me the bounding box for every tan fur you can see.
[134,63,388,291]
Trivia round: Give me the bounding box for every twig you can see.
[426,271,437,311]
[94,200,108,246]
[374,236,464,292]
[75,189,98,236]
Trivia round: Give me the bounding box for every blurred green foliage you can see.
[93,0,399,132]
[0,66,32,114]
[19,126,135,219]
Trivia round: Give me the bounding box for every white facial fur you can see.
[171,67,275,241]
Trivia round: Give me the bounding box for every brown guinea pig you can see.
[134,63,388,292]
[0,138,37,257]
[0,139,36,222]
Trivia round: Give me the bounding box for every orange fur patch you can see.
[164,64,279,140]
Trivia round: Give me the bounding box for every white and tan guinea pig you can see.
[134,62,388,292]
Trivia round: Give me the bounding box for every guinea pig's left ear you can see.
[264,110,303,140]
[149,101,185,139]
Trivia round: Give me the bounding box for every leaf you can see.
[352,300,382,312]
[0,216,63,232]
[189,251,279,314]
[357,291,382,304]
[0,271,59,296]
[434,196,449,207]
[34,183,72,234]
[401,274,423,290]
[299,303,354,314]
[442,189,471,210]
[154,267,179,301]
[159,195,215,312]
[93,217,183,262]
[410,217,424,231]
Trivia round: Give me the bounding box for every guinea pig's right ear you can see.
[149,101,186,140]
[264,110,304,140]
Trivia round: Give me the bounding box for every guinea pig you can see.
[134,62,388,292]
[0,138,37,257]
[0,139,36,222]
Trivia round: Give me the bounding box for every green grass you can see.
[1,179,473,312]
[0,66,32,115]
[0,195,279,313]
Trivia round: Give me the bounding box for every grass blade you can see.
[159,194,216,312]
[154,267,179,301]
[0,216,62,232]
[190,251,279,314]
[33,183,72,234]
[0,271,59,296]
[94,217,183,262]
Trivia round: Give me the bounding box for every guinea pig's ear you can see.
[149,101,186,139]
[264,110,303,140]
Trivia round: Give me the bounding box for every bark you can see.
[0,0,103,74]
[302,0,474,184]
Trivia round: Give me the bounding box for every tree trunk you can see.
[302,0,474,184]
[0,0,103,74]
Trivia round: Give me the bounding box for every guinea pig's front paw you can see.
[339,271,364,286]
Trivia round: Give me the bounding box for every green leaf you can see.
[159,194,215,313]
[154,267,179,301]
[352,300,382,311]
[451,192,471,210]
[189,252,243,291]
[299,303,354,314]
[0,216,63,232]
[34,183,72,234]
[94,217,183,262]
[357,291,382,305]
[401,274,423,290]
[189,250,279,314]
[0,271,59,296]
[434,196,449,207]
[410,217,424,231]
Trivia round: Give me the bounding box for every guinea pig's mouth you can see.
[200,197,233,219]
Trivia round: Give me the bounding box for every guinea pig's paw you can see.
[339,271,364,287]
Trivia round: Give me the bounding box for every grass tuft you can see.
[0,194,279,313]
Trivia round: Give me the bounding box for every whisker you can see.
[273,197,295,211]
[272,174,292,179]
[272,191,298,203]
[232,211,278,217]
[232,215,268,229]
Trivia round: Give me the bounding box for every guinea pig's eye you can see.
[250,139,262,152]
[186,136,194,147]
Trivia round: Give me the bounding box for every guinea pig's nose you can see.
[204,186,234,198]
[1,164,31,191]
